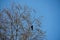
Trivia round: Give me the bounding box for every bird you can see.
[31,25,33,30]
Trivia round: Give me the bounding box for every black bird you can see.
[31,25,33,30]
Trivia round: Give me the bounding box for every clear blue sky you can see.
[0,0,60,40]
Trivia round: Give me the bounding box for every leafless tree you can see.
[0,3,46,40]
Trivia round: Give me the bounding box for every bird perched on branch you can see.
[31,25,33,30]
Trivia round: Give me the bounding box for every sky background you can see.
[0,0,60,40]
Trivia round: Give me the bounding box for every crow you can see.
[31,25,33,30]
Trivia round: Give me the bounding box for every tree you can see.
[0,3,46,40]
